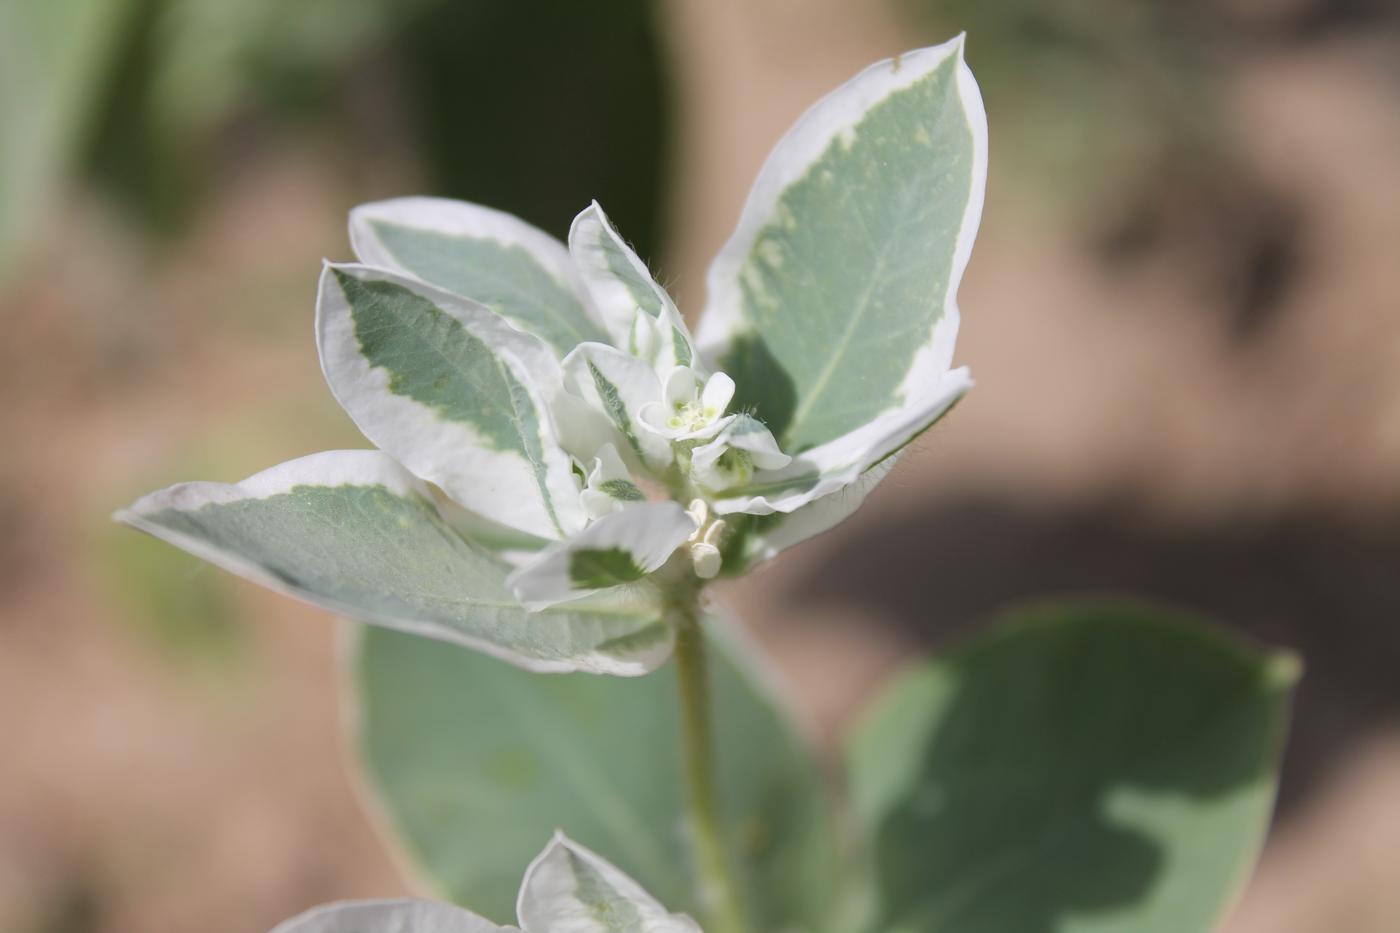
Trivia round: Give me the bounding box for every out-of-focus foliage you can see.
[895,0,1354,338]
[2,0,671,286]
[848,601,1296,933]
[900,0,1220,211]
[0,0,138,281]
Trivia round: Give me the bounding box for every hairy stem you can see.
[671,594,748,933]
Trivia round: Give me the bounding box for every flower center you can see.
[669,399,716,433]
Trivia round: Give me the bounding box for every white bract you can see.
[271,833,701,933]
[117,35,987,676]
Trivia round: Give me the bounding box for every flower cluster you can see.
[520,200,792,593]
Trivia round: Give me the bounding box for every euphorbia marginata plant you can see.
[119,36,1295,933]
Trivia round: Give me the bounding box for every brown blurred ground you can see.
[3,1,1400,931]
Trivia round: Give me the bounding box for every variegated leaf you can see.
[350,196,606,357]
[508,502,695,611]
[569,200,679,348]
[698,36,986,462]
[561,343,673,473]
[711,367,970,517]
[317,263,585,541]
[848,602,1296,933]
[517,834,702,933]
[567,202,696,382]
[115,451,672,676]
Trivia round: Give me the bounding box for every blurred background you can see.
[3,0,1400,930]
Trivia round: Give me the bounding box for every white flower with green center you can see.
[272,832,702,933]
[690,414,793,493]
[641,366,736,441]
[116,35,987,677]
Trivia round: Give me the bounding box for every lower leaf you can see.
[348,614,836,932]
[846,600,1297,933]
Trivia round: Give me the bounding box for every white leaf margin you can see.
[508,501,696,611]
[115,450,427,598]
[712,366,971,516]
[569,200,677,347]
[317,261,588,541]
[735,455,900,571]
[517,831,703,933]
[115,450,669,677]
[350,194,599,331]
[560,342,674,472]
[270,897,514,933]
[696,33,988,400]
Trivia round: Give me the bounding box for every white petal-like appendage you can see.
[701,372,735,415]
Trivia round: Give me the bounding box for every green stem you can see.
[671,595,748,933]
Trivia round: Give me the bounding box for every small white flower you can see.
[640,367,736,441]
[691,415,791,492]
[579,443,645,520]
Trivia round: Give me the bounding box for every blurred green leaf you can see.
[0,0,137,281]
[80,0,671,257]
[847,600,1296,933]
[396,0,671,257]
[899,0,1222,211]
[351,615,835,931]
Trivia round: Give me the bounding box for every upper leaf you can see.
[115,451,672,676]
[517,833,702,933]
[569,201,678,348]
[698,36,987,457]
[507,502,696,611]
[350,197,607,357]
[271,899,514,933]
[846,601,1297,933]
[317,263,586,541]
